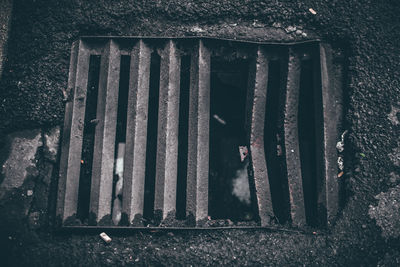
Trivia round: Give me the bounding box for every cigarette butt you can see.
[309,8,317,15]
[100,232,112,243]
[213,114,226,125]
[338,171,344,178]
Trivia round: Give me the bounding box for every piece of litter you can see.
[100,232,112,243]
[239,146,248,162]
[337,156,344,171]
[336,130,348,152]
[81,160,84,164]
[309,8,317,15]
[338,171,344,178]
[360,153,366,158]
[336,141,344,153]
[213,114,226,125]
[27,190,33,196]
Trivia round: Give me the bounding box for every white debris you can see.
[336,141,344,153]
[190,26,205,33]
[112,143,125,225]
[213,114,226,125]
[232,162,251,205]
[337,156,344,171]
[27,190,33,196]
[336,130,348,153]
[309,8,317,15]
[285,26,296,33]
[388,105,400,125]
[100,232,112,243]
[239,146,248,162]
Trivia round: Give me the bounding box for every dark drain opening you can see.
[176,55,191,220]
[209,57,254,222]
[264,59,290,224]
[111,55,130,225]
[76,55,101,222]
[298,56,322,227]
[143,51,161,221]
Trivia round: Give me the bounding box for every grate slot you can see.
[248,47,274,226]
[121,40,152,225]
[298,52,319,226]
[111,55,131,225]
[176,55,191,220]
[264,57,290,224]
[186,40,211,225]
[283,48,306,227]
[76,55,101,222]
[154,40,181,221]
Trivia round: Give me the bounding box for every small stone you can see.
[272,22,282,28]
[285,26,296,33]
[190,26,205,33]
[295,30,302,35]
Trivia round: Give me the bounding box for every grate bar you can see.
[319,44,339,226]
[122,40,152,225]
[57,41,79,220]
[154,40,181,220]
[186,40,211,224]
[248,47,274,226]
[58,40,91,221]
[89,40,121,224]
[284,48,306,227]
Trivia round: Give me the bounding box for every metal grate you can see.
[57,37,343,228]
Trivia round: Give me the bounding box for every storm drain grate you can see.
[57,37,343,228]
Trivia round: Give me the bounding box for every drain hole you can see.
[111,55,130,225]
[143,51,161,221]
[176,55,191,220]
[298,57,321,227]
[76,55,101,222]
[264,59,290,224]
[209,57,254,222]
